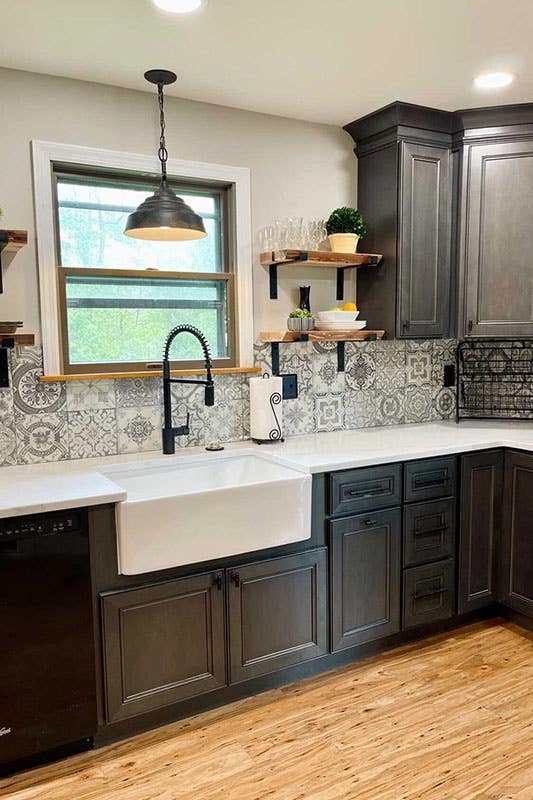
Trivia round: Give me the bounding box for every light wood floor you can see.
[2,620,532,800]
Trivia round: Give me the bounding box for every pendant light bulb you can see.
[124,69,207,242]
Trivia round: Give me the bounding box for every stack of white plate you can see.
[315,310,366,331]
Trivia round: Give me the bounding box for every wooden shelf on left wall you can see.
[0,229,28,293]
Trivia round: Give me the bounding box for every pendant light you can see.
[124,69,207,241]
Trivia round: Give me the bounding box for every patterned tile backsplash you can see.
[0,340,457,467]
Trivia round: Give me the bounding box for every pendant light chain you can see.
[158,83,169,186]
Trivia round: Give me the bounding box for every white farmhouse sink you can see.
[103,452,312,575]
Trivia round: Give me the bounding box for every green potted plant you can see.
[325,207,368,254]
[287,308,314,332]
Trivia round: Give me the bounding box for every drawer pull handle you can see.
[413,472,448,489]
[348,486,383,498]
[364,519,378,527]
[413,587,448,600]
[413,525,448,536]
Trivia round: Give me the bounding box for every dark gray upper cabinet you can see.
[101,571,226,723]
[345,103,453,339]
[227,549,328,684]
[330,508,401,651]
[398,142,452,338]
[500,451,533,616]
[461,139,533,337]
[458,451,503,614]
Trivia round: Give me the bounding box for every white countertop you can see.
[2,420,533,519]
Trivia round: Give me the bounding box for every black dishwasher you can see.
[0,508,97,774]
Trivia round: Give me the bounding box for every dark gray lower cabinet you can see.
[101,571,226,723]
[458,451,503,614]
[228,549,328,683]
[403,498,456,568]
[500,451,533,616]
[330,508,401,651]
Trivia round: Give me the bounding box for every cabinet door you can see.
[500,451,533,617]
[330,509,401,652]
[101,571,226,722]
[228,549,328,683]
[458,451,503,614]
[398,141,451,338]
[403,559,454,629]
[463,140,533,337]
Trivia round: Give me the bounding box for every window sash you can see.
[57,267,236,374]
[53,169,229,274]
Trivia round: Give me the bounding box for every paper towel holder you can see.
[252,373,284,445]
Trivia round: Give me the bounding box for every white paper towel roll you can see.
[249,374,283,443]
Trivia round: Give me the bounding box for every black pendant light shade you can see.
[124,69,207,242]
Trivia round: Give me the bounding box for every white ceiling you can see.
[1,0,532,126]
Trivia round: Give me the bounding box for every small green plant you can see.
[289,308,313,318]
[326,207,367,237]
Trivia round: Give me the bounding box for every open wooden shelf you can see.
[260,249,383,300]
[0,333,35,347]
[260,330,384,343]
[260,249,383,268]
[261,329,385,375]
[0,229,28,293]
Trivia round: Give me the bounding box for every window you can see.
[53,169,236,373]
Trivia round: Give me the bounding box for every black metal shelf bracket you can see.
[269,264,278,300]
[271,342,280,376]
[336,268,345,302]
[337,341,345,372]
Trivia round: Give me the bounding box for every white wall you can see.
[0,68,356,348]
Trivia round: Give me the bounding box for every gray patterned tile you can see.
[345,350,375,391]
[375,390,406,427]
[404,384,432,423]
[117,406,161,454]
[15,411,69,464]
[312,352,345,395]
[67,379,116,411]
[373,341,407,392]
[13,361,65,416]
[0,388,13,415]
[254,343,273,376]
[282,396,315,437]
[314,393,344,432]
[279,342,313,396]
[115,377,160,408]
[343,391,377,430]
[432,339,457,385]
[212,374,244,403]
[205,399,244,445]
[68,409,117,459]
[406,350,432,387]
[432,386,456,420]
[0,412,17,466]
[171,400,207,448]
[312,340,337,354]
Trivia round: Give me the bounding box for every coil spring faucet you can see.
[161,324,215,455]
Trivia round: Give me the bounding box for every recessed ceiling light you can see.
[474,72,515,89]
[153,0,203,13]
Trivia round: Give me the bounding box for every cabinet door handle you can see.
[214,574,223,591]
[413,587,448,600]
[364,519,378,527]
[231,572,241,588]
[402,320,410,331]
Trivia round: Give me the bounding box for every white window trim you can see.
[31,140,253,375]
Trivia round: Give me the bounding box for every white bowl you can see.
[316,310,359,323]
[315,320,366,331]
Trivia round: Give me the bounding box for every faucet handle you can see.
[205,383,215,407]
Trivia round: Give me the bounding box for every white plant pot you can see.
[328,233,360,254]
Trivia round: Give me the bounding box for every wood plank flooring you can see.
[1,619,532,800]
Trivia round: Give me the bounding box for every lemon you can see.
[343,302,358,311]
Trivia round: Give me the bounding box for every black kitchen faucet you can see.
[161,324,215,454]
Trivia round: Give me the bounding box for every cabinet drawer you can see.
[403,559,454,630]
[403,498,456,567]
[404,457,456,502]
[329,464,402,516]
